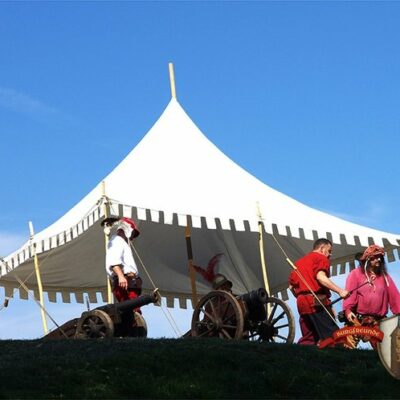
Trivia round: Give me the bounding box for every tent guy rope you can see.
[130,242,182,337]
[0,257,68,338]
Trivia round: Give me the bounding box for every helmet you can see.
[119,217,140,239]
[101,216,140,239]
[360,245,385,261]
[212,274,232,290]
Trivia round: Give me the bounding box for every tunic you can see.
[289,251,331,315]
[343,267,400,317]
[105,235,138,277]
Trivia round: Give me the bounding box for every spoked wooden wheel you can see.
[247,297,295,343]
[191,290,244,339]
[75,310,114,339]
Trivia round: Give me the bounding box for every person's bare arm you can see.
[316,271,349,298]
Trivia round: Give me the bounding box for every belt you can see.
[298,292,329,300]
[357,313,384,320]
[112,274,142,291]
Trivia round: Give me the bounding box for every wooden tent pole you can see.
[29,221,49,335]
[101,181,113,304]
[168,63,177,99]
[256,203,271,297]
[185,216,198,307]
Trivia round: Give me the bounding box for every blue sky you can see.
[0,1,399,340]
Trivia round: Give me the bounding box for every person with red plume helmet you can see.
[102,217,142,308]
[343,244,400,329]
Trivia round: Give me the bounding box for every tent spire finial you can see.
[168,62,177,99]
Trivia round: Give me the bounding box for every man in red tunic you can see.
[289,238,349,345]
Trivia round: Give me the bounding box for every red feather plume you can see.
[193,253,224,283]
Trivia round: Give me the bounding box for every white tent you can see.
[1,96,400,307]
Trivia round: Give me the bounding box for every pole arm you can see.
[256,202,271,296]
[282,253,338,325]
[330,280,370,307]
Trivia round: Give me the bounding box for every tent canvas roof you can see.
[2,98,400,305]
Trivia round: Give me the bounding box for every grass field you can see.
[0,338,398,399]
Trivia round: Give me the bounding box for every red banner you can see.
[318,326,384,349]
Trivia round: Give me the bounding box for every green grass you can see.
[0,338,398,399]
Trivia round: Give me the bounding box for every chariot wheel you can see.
[246,297,295,344]
[191,290,244,339]
[75,309,114,339]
